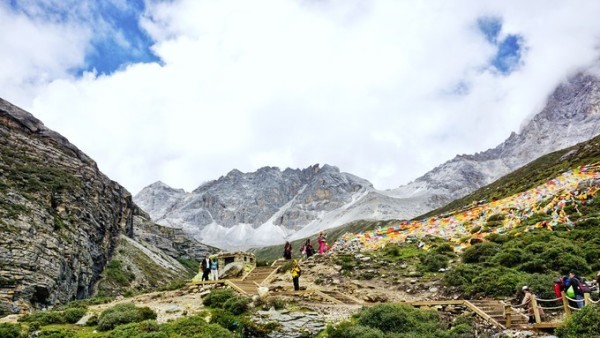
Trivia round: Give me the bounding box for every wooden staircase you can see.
[466,299,530,328]
[227,262,285,295]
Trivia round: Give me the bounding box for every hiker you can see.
[568,272,584,308]
[520,286,536,324]
[201,255,211,281]
[210,257,219,281]
[291,259,301,291]
[318,232,328,254]
[283,241,292,260]
[304,239,315,258]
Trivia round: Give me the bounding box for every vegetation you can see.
[0,323,22,338]
[556,304,600,338]
[97,303,157,331]
[325,303,477,338]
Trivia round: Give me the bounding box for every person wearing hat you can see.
[520,286,536,324]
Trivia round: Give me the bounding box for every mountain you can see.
[135,70,600,250]
[135,165,375,249]
[0,98,215,314]
[394,71,600,204]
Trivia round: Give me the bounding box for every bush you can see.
[37,329,76,338]
[326,321,385,338]
[242,318,282,337]
[97,303,157,331]
[210,309,240,332]
[470,267,525,297]
[461,242,501,264]
[443,263,481,288]
[63,307,87,324]
[0,323,21,338]
[20,310,64,325]
[223,296,250,315]
[202,289,236,308]
[521,274,556,300]
[556,304,600,338]
[420,252,449,272]
[492,248,529,267]
[356,303,441,334]
[112,320,162,338]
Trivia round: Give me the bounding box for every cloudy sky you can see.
[2,0,600,194]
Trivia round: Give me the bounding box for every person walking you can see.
[291,259,301,291]
[210,256,219,281]
[569,272,584,308]
[283,241,292,260]
[201,255,211,281]
[520,286,536,324]
[317,232,328,254]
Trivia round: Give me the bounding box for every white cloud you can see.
[2,0,600,194]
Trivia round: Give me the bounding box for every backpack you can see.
[566,285,576,298]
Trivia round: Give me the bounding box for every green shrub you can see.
[443,263,481,288]
[112,320,162,338]
[97,303,157,331]
[420,252,449,272]
[492,248,528,267]
[63,307,87,324]
[356,303,441,334]
[556,304,600,338]
[159,315,208,336]
[326,321,384,338]
[486,233,510,244]
[210,308,240,332]
[242,318,282,337]
[521,274,556,300]
[461,242,501,264]
[223,296,250,315]
[0,323,21,338]
[202,289,236,308]
[430,243,455,255]
[20,310,64,325]
[104,260,136,287]
[470,267,525,297]
[487,213,505,222]
[37,329,76,338]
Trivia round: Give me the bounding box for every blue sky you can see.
[1,0,600,194]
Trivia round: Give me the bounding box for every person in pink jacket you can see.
[317,231,328,254]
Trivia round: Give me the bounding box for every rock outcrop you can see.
[0,98,134,313]
[0,98,215,314]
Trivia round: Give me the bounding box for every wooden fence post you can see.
[562,291,571,316]
[531,295,541,323]
[504,303,512,328]
[584,293,591,306]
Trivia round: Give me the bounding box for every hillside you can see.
[0,98,216,315]
[254,134,600,263]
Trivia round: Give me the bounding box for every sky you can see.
[2,0,600,194]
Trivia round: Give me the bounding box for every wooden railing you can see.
[505,290,599,328]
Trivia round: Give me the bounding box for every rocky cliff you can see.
[136,70,600,250]
[0,98,214,314]
[0,98,135,313]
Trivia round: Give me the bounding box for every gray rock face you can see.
[136,70,600,250]
[399,71,600,202]
[0,98,134,312]
[135,165,373,249]
[0,98,216,313]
